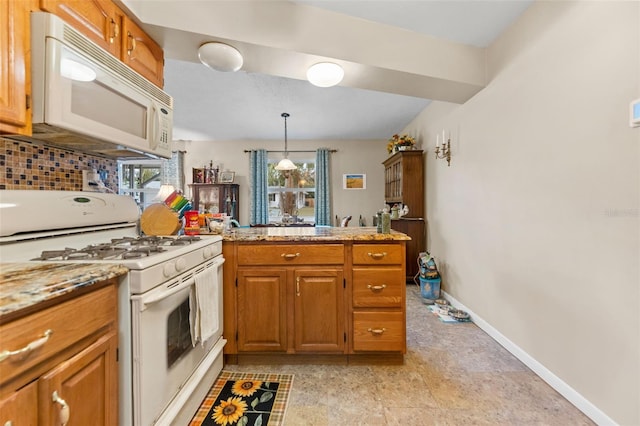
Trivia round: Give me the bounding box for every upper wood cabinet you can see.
[121,15,164,87]
[40,0,163,87]
[1,0,164,135]
[0,0,32,135]
[382,150,424,218]
[40,0,123,58]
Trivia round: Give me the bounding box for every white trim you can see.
[442,291,618,426]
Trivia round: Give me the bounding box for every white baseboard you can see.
[442,291,617,426]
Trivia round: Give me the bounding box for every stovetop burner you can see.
[30,235,205,261]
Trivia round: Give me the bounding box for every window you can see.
[267,154,315,223]
[118,159,163,210]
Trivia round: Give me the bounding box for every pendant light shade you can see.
[198,42,243,72]
[307,62,344,87]
[275,112,297,171]
[275,158,296,171]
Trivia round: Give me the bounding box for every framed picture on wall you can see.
[343,173,366,189]
[219,171,235,183]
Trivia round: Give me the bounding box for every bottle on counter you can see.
[382,211,391,233]
[376,211,383,233]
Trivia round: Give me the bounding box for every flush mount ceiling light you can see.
[198,42,243,72]
[275,112,297,171]
[306,62,344,87]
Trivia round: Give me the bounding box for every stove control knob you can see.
[163,262,176,277]
[176,257,187,272]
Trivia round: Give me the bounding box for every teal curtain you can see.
[315,148,331,226]
[249,149,269,224]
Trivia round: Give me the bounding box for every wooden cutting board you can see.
[140,203,182,236]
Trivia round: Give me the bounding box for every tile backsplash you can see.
[0,138,118,191]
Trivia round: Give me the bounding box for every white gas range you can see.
[0,190,226,425]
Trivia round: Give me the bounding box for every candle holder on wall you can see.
[435,131,451,166]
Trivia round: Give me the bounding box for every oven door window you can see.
[166,297,193,368]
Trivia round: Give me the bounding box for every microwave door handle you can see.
[141,275,196,307]
[149,103,159,149]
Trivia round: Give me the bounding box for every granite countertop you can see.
[222,226,411,242]
[0,263,128,321]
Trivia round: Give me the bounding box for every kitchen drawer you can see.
[353,311,405,352]
[352,244,403,265]
[353,268,404,308]
[0,285,116,386]
[237,244,344,265]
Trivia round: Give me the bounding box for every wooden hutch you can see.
[382,150,425,281]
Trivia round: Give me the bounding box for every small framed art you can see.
[343,173,366,189]
[219,171,235,183]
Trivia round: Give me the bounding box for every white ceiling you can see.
[121,0,533,142]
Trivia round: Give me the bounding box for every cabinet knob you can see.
[367,284,387,292]
[367,252,387,260]
[0,329,53,363]
[367,327,387,335]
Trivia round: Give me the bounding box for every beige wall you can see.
[403,1,639,424]
[180,138,391,226]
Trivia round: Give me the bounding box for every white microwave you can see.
[19,12,173,159]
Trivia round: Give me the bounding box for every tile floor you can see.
[223,285,595,425]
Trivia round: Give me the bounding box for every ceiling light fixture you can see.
[275,112,296,171]
[306,62,344,87]
[198,42,243,72]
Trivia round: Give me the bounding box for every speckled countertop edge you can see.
[221,226,411,242]
[0,263,128,319]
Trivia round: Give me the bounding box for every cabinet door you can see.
[294,269,345,353]
[40,0,123,57]
[0,0,31,135]
[237,268,287,352]
[121,15,164,87]
[38,332,118,426]
[0,381,38,425]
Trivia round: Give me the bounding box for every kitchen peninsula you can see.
[221,227,409,364]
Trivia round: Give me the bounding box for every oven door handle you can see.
[140,257,224,307]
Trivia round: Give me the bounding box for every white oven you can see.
[131,257,225,425]
[0,190,226,426]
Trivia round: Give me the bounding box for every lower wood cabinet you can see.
[0,381,38,425]
[237,268,288,352]
[236,250,345,354]
[223,239,406,362]
[0,283,118,426]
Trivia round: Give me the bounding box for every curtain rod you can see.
[244,149,337,153]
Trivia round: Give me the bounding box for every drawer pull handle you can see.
[367,284,387,292]
[367,327,387,335]
[367,252,387,260]
[0,329,53,363]
[281,253,300,260]
[52,391,70,426]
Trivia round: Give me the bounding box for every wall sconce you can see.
[435,130,451,166]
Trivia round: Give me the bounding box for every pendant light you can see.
[275,112,296,171]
